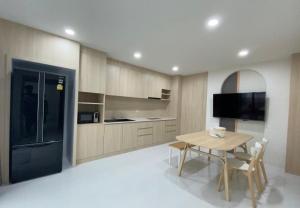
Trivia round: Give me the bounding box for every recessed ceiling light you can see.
[133,52,142,59]
[206,17,220,29]
[238,49,250,57]
[172,66,179,72]
[65,28,75,36]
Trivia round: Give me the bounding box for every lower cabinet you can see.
[77,120,177,164]
[153,121,165,143]
[104,124,123,154]
[137,122,153,147]
[122,123,138,150]
[77,124,104,161]
[165,120,177,142]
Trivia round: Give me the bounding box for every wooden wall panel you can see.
[180,73,208,134]
[167,76,182,134]
[286,53,300,175]
[0,18,80,184]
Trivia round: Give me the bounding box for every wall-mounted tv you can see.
[213,92,266,121]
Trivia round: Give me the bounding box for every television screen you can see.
[213,92,266,121]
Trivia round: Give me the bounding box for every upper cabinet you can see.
[80,46,107,94]
[144,72,171,98]
[106,59,121,96]
[106,58,171,99]
[119,64,144,98]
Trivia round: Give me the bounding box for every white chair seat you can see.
[234,152,251,161]
[227,158,251,171]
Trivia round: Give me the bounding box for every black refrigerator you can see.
[10,60,66,183]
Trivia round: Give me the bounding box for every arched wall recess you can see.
[220,69,267,143]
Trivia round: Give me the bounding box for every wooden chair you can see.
[169,142,194,168]
[218,142,263,208]
[234,138,269,188]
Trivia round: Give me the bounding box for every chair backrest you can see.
[248,142,263,172]
[262,138,269,145]
[260,138,269,158]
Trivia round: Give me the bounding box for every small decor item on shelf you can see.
[209,127,226,138]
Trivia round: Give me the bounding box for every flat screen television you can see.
[213,92,266,121]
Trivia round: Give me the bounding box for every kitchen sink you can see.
[104,118,135,123]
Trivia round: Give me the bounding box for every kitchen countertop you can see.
[104,117,176,125]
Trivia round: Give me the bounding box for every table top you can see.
[176,130,253,151]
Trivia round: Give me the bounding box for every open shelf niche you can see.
[161,89,171,101]
[78,92,105,124]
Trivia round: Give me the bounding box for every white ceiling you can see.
[0,0,300,75]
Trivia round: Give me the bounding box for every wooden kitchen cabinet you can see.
[106,59,121,96]
[144,72,160,98]
[119,65,144,98]
[153,121,165,144]
[106,59,171,99]
[77,124,104,161]
[104,124,123,154]
[164,120,177,142]
[122,123,138,150]
[136,122,153,146]
[80,46,106,93]
[144,72,171,98]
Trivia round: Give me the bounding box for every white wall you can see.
[206,59,291,168]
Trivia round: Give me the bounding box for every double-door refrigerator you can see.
[10,60,66,183]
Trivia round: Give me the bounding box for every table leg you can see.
[178,144,188,176]
[223,151,230,201]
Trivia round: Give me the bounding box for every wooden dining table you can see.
[176,130,253,201]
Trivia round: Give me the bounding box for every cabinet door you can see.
[106,60,121,96]
[153,121,165,144]
[104,124,122,154]
[80,47,106,93]
[146,73,171,98]
[119,65,143,98]
[137,135,153,146]
[164,120,177,142]
[142,72,152,98]
[152,74,162,98]
[137,122,153,146]
[122,123,138,150]
[130,67,144,98]
[77,124,104,160]
[119,65,129,97]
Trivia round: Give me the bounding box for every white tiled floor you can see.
[0,143,299,208]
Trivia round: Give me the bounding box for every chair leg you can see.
[198,146,201,156]
[256,163,264,191]
[244,144,248,153]
[247,173,257,208]
[189,149,192,159]
[208,149,212,161]
[178,150,182,168]
[260,161,268,184]
[218,171,224,192]
[178,145,188,176]
[169,148,172,166]
[229,169,234,181]
[254,169,263,193]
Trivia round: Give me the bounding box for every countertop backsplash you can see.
[105,95,170,119]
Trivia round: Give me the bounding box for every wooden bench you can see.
[168,142,194,168]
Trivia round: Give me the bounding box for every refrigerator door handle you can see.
[36,72,41,143]
[12,140,62,149]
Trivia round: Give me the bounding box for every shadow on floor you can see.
[163,157,286,208]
